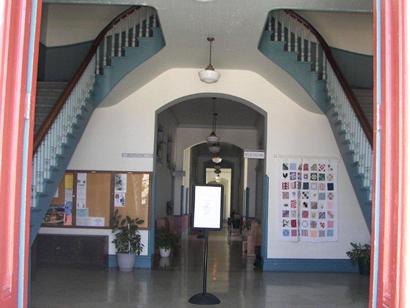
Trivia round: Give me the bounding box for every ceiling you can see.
[167,97,262,129]
[47,0,372,111]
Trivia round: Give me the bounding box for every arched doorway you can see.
[152,94,267,270]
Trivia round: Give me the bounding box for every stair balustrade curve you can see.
[261,9,373,228]
[30,6,162,244]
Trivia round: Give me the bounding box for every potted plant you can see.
[156,227,178,258]
[111,209,144,272]
[346,242,371,275]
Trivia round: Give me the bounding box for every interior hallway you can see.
[31,229,369,308]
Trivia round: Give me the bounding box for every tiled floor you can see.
[31,230,369,308]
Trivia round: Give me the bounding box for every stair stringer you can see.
[258,30,372,230]
[30,30,165,245]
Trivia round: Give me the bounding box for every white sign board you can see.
[244,150,265,159]
[193,185,223,230]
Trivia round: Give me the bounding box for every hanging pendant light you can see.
[207,98,219,144]
[207,98,221,154]
[199,37,220,83]
[212,155,222,164]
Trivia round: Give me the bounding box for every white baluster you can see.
[315,40,319,72]
[268,12,272,31]
[138,9,143,38]
[274,12,279,41]
[287,19,291,51]
[103,35,108,67]
[300,28,305,62]
[111,28,115,58]
[95,45,100,75]
[145,8,151,37]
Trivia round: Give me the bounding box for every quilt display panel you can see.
[279,158,338,242]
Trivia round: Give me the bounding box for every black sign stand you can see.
[188,230,220,305]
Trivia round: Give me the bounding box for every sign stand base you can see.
[188,231,220,305]
[188,293,220,305]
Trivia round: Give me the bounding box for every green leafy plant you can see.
[156,227,178,250]
[346,242,371,265]
[111,209,144,254]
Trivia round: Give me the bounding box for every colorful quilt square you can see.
[319,183,326,191]
[290,200,297,208]
[282,182,289,190]
[301,220,309,228]
[282,192,289,200]
[282,210,289,217]
[311,182,318,190]
[318,192,326,200]
[302,191,309,199]
[301,229,309,236]
[290,163,297,170]
[310,192,318,201]
[291,210,297,218]
[282,172,288,179]
[319,230,326,237]
[318,212,326,219]
[282,219,289,227]
[303,173,309,180]
[328,192,334,200]
[302,201,309,208]
[328,220,334,228]
[327,229,334,237]
[310,201,318,209]
[310,173,318,181]
[310,163,317,171]
[282,229,290,236]
[318,173,326,181]
[291,229,298,237]
[327,173,335,181]
[283,163,289,170]
[310,230,318,237]
[327,183,334,191]
[327,211,335,219]
[303,164,309,171]
[302,210,309,218]
[291,220,297,228]
[290,172,296,180]
[310,221,318,228]
[302,182,309,190]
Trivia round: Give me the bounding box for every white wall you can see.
[297,11,373,55]
[40,4,127,46]
[67,68,369,260]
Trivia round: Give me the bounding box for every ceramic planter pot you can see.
[159,247,171,258]
[358,257,370,275]
[117,253,135,272]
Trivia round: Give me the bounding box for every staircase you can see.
[30,6,165,245]
[35,82,67,134]
[259,10,373,229]
[352,88,373,128]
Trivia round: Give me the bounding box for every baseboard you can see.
[108,254,152,269]
[262,258,358,272]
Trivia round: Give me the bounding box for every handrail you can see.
[33,5,139,152]
[284,9,373,146]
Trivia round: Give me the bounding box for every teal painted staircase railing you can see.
[30,6,165,245]
[259,10,373,229]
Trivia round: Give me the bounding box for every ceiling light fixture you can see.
[199,37,220,84]
[207,98,221,154]
[212,156,222,164]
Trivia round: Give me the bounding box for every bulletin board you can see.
[44,171,151,229]
[114,173,150,229]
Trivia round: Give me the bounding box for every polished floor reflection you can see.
[31,229,369,308]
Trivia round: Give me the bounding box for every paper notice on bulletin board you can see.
[114,174,127,192]
[114,192,126,207]
[76,173,87,209]
[141,174,149,206]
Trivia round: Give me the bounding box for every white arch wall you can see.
[67,68,370,259]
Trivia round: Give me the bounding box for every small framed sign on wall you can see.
[192,184,223,230]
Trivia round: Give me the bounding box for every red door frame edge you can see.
[371,0,408,307]
[19,0,42,307]
[0,0,41,307]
